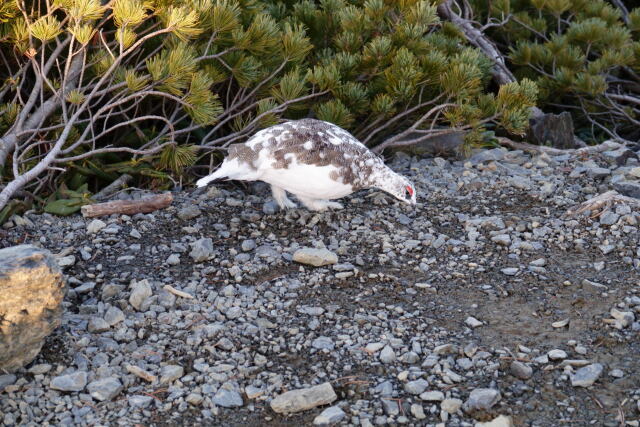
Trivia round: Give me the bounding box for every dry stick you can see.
[80,193,173,218]
[496,137,622,156]
[92,174,133,201]
[564,190,640,218]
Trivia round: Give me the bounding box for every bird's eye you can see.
[405,185,414,198]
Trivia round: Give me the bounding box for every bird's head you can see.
[373,169,417,206]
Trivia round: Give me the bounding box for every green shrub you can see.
[470,0,640,143]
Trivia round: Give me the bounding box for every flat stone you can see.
[465,316,483,328]
[476,415,514,427]
[212,386,243,408]
[548,349,568,360]
[465,388,501,411]
[313,405,346,425]
[0,374,17,391]
[87,317,110,333]
[441,398,463,414]
[129,279,152,311]
[420,390,444,401]
[28,364,52,375]
[501,267,519,276]
[292,248,338,267]
[50,371,87,392]
[571,363,603,387]
[128,395,154,408]
[312,336,335,350]
[86,219,106,234]
[159,365,184,384]
[613,181,640,199]
[404,379,429,395]
[177,205,201,221]
[166,254,180,266]
[491,234,511,246]
[270,382,337,414]
[0,245,65,373]
[87,377,123,401]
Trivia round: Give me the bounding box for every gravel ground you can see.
[1,144,640,427]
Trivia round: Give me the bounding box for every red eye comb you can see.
[406,186,414,196]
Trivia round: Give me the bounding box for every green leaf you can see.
[44,199,85,216]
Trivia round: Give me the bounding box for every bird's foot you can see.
[271,185,297,210]
[275,197,297,210]
[298,197,343,211]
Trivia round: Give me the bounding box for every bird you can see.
[196,119,417,211]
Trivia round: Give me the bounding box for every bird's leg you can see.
[271,185,297,210]
[295,196,343,211]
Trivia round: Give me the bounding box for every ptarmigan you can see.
[196,119,417,211]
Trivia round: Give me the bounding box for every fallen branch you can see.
[437,0,515,86]
[80,193,173,218]
[92,174,133,201]
[565,191,640,218]
[497,137,622,156]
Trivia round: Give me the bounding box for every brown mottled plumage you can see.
[197,119,417,211]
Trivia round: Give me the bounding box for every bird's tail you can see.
[195,168,228,187]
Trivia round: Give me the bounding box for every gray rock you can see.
[0,374,17,391]
[292,248,338,267]
[270,382,337,414]
[510,361,533,379]
[613,181,640,199]
[465,316,483,328]
[312,336,335,350]
[177,205,201,220]
[465,388,501,412]
[571,363,603,387]
[476,415,514,427]
[491,234,511,246]
[87,317,110,333]
[404,379,428,395]
[410,403,426,420]
[379,345,396,363]
[50,371,87,392]
[381,398,400,416]
[129,279,152,311]
[86,219,106,234]
[0,245,65,373]
[159,365,184,384]
[56,255,76,268]
[313,405,346,425]
[501,267,519,276]
[166,254,180,266]
[441,398,463,414]
[470,148,506,164]
[586,167,611,179]
[87,377,123,401]
[128,395,154,408]
[190,238,214,262]
[599,212,619,225]
[602,148,638,166]
[104,306,125,326]
[420,390,444,401]
[28,364,52,374]
[241,239,256,252]
[548,349,568,360]
[212,386,243,408]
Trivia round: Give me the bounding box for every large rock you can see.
[292,248,338,267]
[528,111,577,149]
[270,382,337,414]
[0,245,65,372]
